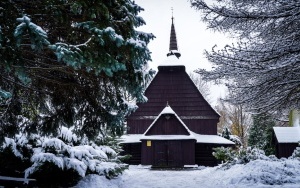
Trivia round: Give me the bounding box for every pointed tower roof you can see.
[167,16,181,58]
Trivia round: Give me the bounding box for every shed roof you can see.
[273,127,300,143]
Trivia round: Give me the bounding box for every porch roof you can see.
[119,132,234,145]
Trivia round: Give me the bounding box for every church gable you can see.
[144,106,190,136]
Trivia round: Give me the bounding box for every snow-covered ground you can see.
[75,159,300,188]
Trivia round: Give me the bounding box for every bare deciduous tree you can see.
[190,0,300,113]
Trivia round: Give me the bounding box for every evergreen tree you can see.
[0,0,154,184]
[0,0,154,140]
[248,113,275,155]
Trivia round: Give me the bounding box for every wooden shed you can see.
[273,127,300,158]
[120,16,234,167]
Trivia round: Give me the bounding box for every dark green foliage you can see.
[0,147,31,177]
[212,146,234,163]
[0,0,152,185]
[30,162,81,187]
[0,0,154,141]
[222,127,230,140]
[248,113,275,155]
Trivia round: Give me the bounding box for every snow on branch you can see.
[14,15,50,51]
[191,0,300,112]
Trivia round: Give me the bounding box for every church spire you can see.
[167,8,181,59]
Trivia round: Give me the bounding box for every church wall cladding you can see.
[183,119,218,135]
[141,140,195,167]
[127,119,152,134]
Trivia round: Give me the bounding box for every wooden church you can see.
[120,17,234,167]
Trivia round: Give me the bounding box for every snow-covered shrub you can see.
[24,126,127,186]
[97,134,131,162]
[0,126,127,186]
[212,147,235,163]
[229,135,242,146]
[220,127,242,146]
[213,146,274,168]
[234,147,270,164]
[290,147,300,159]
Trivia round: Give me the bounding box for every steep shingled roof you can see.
[167,17,181,58]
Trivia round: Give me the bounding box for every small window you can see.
[147,140,151,147]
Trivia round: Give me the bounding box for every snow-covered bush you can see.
[0,126,127,187]
[290,147,300,159]
[212,147,235,163]
[213,146,275,168]
[24,127,127,186]
[220,127,242,146]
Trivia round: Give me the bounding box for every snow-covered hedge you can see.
[213,146,274,168]
[0,126,127,186]
[211,146,300,185]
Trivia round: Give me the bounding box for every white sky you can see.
[135,0,232,105]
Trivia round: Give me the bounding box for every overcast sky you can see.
[135,0,232,105]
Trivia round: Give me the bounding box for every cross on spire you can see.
[171,7,174,23]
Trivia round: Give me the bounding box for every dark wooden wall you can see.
[183,119,218,135]
[146,114,189,135]
[141,140,195,167]
[127,119,151,134]
[275,143,298,158]
[121,143,141,165]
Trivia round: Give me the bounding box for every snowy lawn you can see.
[75,159,300,188]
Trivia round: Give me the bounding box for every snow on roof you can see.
[192,132,234,144]
[273,127,300,143]
[118,134,142,144]
[119,133,234,144]
[140,135,195,140]
[160,106,175,114]
[158,54,185,66]
[143,105,192,136]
